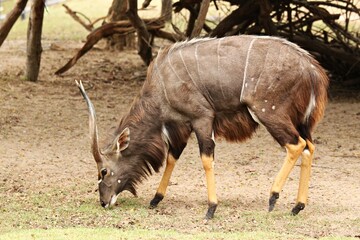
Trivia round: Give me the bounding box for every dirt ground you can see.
[0,40,359,238]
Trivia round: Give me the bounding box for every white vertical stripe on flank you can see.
[179,48,199,91]
[195,44,201,81]
[167,51,184,83]
[217,38,225,98]
[240,38,256,102]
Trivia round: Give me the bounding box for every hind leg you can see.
[248,109,308,212]
[292,139,315,215]
[269,136,306,211]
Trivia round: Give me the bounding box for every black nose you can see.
[101,200,106,208]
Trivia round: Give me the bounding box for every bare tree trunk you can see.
[186,4,200,37]
[105,0,135,50]
[0,0,29,47]
[161,0,172,22]
[190,0,210,38]
[26,0,45,82]
[126,0,152,65]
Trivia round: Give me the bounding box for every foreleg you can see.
[201,152,218,220]
[150,153,177,208]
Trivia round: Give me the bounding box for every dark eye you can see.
[100,168,108,179]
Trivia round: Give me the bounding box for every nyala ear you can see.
[117,127,130,152]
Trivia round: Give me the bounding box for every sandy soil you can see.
[0,40,359,238]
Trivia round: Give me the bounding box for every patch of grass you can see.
[0,177,358,239]
[3,0,112,40]
[0,228,307,240]
[1,228,358,240]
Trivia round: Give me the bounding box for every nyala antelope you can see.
[76,35,328,219]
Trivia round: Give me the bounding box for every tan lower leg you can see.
[296,140,315,204]
[271,137,306,195]
[156,154,176,196]
[201,154,218,205]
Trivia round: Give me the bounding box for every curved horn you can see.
[76,80,102,163]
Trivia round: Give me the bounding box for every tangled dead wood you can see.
[55,17,165,75]
[58,0,359,84]
[172,0,360,84]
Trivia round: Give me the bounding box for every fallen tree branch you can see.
[55,18,165,75]
[126,0,153,65]
[190,0,210,38]
[63,4,94,32]
[151,29,185,42]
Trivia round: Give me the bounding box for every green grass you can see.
[0,187,358,240]
[0,228,358,240]
[3,0,112,40]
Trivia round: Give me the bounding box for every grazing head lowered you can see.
[76,35,328,219]
[76,80,166,208]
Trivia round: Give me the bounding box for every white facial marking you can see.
[98,179,102,184]
[211,130,215,142]
[110,194,118,206]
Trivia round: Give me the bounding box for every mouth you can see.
[102,194,119,209]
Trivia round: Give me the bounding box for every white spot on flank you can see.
[117,179,121,184]
[111,172,114,176]
[245,83,248,88]
[98,179,102,184]
[240,38,257,102]
[272,105,276,110]
[264,100,268,103]
[262,108,266,112]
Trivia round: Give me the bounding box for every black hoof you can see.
[205,202,217,220]
[291,202,305,215]
[269,192,279,212]
[149,193,164,208]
